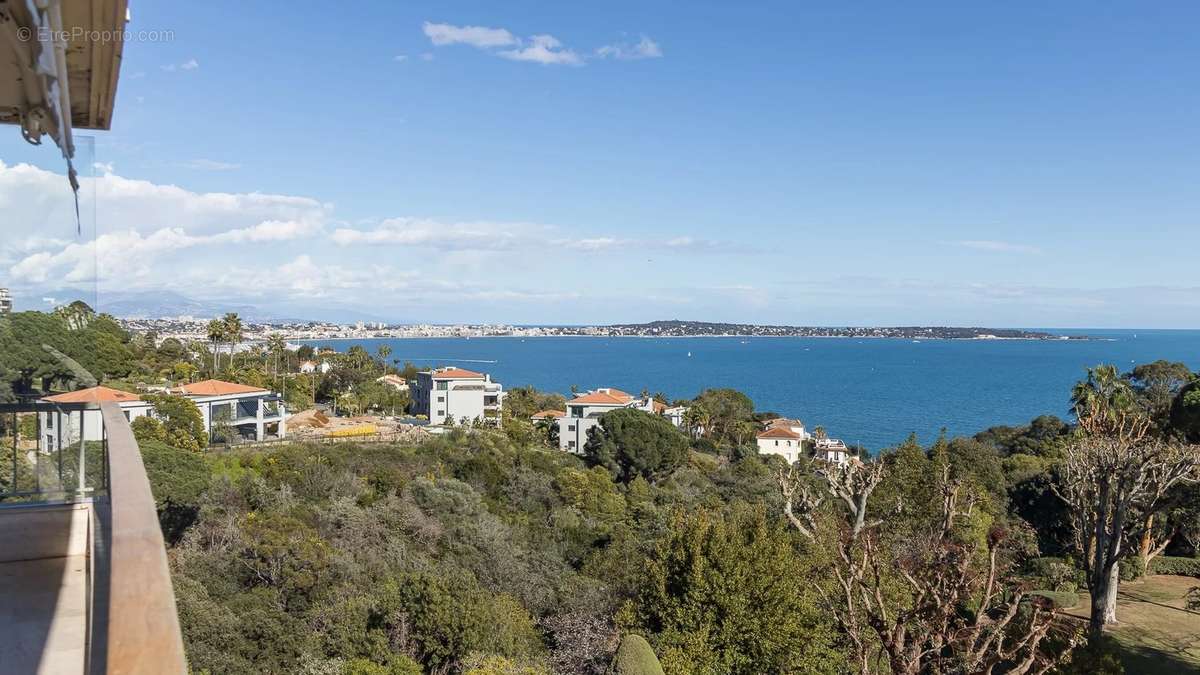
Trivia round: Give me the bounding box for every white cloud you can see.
[951,240,1044,255]
[423,22,589,66]
[498,34,582,66]
[596,36,662,60]
[422,22,517,48]
[420,52,435,61]
[161,58,199,73]
[180,159,241,171]
[556,237,631,252]
[393,54,408,62]
[331,217,531,250]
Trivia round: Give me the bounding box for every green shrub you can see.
[1028,590,1080,610]
[1119,555,1146,582]
[1149,556,1200,578]
[609,635,664,675]
[1025,557,1081,592]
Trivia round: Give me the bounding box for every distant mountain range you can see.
[10,288,396,325]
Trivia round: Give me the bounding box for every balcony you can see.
[0,402,186,674]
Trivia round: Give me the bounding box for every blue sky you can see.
[2,1,1198,326]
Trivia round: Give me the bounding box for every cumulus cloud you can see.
[422,22,517,48]
[595,36,662,60]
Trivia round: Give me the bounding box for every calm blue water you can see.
[307,330,1199,451]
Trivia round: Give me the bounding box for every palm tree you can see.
[266,333,287,379]
[812,425,828,441]
[206,319,225,372]
[222,313,244,373]
[1071,364,1138,433]
[377,344,392,366]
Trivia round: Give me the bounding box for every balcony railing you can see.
[0,402,187,674]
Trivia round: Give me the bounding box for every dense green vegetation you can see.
[4,304,1199,673]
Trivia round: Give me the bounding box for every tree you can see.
[631,506,841,674]
[207,319,225,372]
[1169,379,1200,442]
[1056,364,1200,637]
[584,408,688,482]
[222,313,244,371]
[778,459,1078,674]
[143,393,208,451]
[1127,360,1192,420]
[132,415,167,444]
[692,389,754,444]
[1055,433,1198,635]
[376,344,392,364]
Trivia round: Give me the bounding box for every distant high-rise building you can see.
[0,288,11,316]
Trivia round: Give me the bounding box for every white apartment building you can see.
[173,379,287,443]
[38,386,155,453]
[412,367,504,426]
[0,287,11,316]
[557,388,639,453]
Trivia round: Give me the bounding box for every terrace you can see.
[0,402,186,674]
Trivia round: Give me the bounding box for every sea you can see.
[305,330,1200,452]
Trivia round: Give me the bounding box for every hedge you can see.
[1028,590,1080,610]
[1149,556,1200,578]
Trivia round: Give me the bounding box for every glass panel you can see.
[1,137,107,503]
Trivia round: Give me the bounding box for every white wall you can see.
[756,437,801,464]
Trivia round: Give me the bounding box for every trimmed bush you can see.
[1025,557,1082,592]
[1150,556,1200,578]
[610,635,664,675]
[1028,590,1080,610]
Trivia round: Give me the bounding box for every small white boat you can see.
[687,351,692,357]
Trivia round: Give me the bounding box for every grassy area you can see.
[1065,574,1200,673]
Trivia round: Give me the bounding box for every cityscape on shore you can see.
[113,313,1082,344]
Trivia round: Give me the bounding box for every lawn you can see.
[1064,574,1200,673]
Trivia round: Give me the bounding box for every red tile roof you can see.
[429,367,484,379]
[531,409,566,419]
[176,379,269,396]
[42,386,142,404]
[569,388,633,405]
[757,426,803,440]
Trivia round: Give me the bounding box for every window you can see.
[437,396,444,403]
[46,435,53,448]
[124,411,131,420]
[47,415,54,429]
[437,409,444,417]
[568,441,576,449]
[774,440,779,446]
[568,424,576,431]
[436,381,448,390]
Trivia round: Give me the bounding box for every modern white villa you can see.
[412,367,504,425]
[38,379,286,450]
[172,379,286,443]
[38,386,155,453]
[814,438,852,465]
